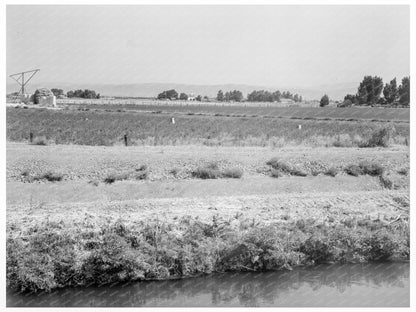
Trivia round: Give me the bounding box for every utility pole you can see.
[9,69,40,95]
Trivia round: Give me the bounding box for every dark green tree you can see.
[51,88,64,97]
[293,94,299,102]
[157,89,178,100]
[217,90,224,102]
[383,78,398,104]
[356,76,383,105]
[344,94,357,103]
[398,76,410,106]
[320,94,329,107]
[179,92,188,100]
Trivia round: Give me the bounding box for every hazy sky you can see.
[7,5,409,88]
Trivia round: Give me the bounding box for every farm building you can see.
[187,94,196,101]
[33,88,56,107]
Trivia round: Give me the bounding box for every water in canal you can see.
[7,262,409,307]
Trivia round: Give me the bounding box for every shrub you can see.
[192,167,221,179]
[397,168,408,175]
[338,99,353,108]
[344,164,364,176]
[170,168,180,176]
[266,158,292,172]
[325,167,338,177]
[359,230,399,261]
[32,136,48,146]
[359,161,384,176]
[222,168,243,179]
[104,172,129,184]
[298,235,332,264]
[362,126,395,147]
[379,175,393,189]
[33,171,63,182]
[270,168,283,178]
[136,165,148,171]
[290,168,308,177]
[134,167,148,180]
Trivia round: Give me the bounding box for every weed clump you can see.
[192,163,243,179]
[31,136,48,146]
[344,162,384,177]
[169,168,180,177]
[266,158,307,177]
[344,164,364,176]
[379,175,394,189]
[397,168,409,176]
[134,165,148,180]
[324,167,338,177]
[222,168,243,179]
[361,125,395,148]
[104,172,129,184]
[103,165,148,184]
[192,166,221,179]
[30,171,64,182]
[359,161,384,176]
[266,158,292,173]
[270,168,283,178]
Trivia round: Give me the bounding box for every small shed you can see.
[33,88,56,107]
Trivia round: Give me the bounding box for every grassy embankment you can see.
[7,212,409,293]
[6,107,409,147]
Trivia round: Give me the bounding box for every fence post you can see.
[124,134,128,146]
[29,131,33,143]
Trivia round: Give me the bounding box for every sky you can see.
[6,5,410,88]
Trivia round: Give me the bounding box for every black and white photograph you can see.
[2,2,413,309]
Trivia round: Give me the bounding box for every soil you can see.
[6,142,410,226]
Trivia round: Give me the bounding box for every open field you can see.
[6,105,410,292]
[63,102,410,122]
[6,107,409,147]
[6,143,410,292]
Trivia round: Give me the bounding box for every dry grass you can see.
[192,163,243,179]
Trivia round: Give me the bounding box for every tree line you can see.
[245,90,302,103]
[66,89,100,99]
[157,89,210,101]
[156,89,303,103]
[50,88,101,99]
[320,76,410,107]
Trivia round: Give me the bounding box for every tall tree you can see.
[398,76,410,106]
[383,78,398,104]
[356,76,383,105]
[293,94,299,102]
[217,90,224,102]
[320,94,329,107]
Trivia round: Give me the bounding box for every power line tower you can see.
[9,69,40,95]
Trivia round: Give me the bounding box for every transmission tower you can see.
[9,69,40,95]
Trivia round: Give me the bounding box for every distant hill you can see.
[6,82,358,101]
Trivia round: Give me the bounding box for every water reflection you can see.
[7,262,409,307]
